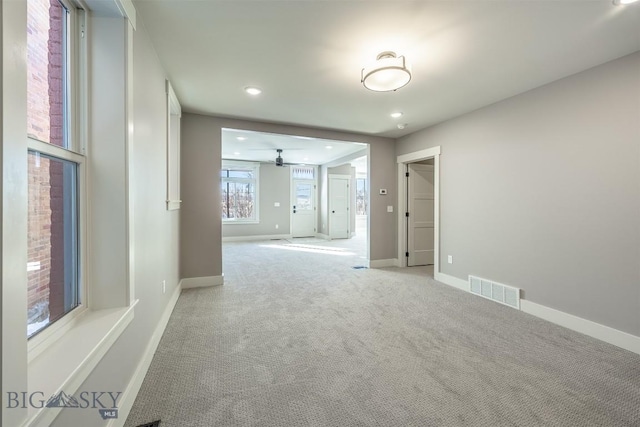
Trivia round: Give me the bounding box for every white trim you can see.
[520,300,640,356]
[369,258,398,268]
[125,19,135,305]
[222,234,292,242]
[113,0,136,29]
[28,305,89,362]
[434,272,469,291]
[316,233,330,240]
[166,80,181,211]
[396,146,441,273]
[107,285,182,427]
[434,272,640,355]
[180,275,224,289]
[396,146,441,164]
[26,303,137,426]
[166,200,182,210]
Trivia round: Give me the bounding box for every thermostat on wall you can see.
[379,189,387,195]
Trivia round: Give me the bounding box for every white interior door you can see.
[329,175,350,239]
[291,179,316,237]
[407,164,434,266]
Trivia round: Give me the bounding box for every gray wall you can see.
[396,52,640,336]
[181,114,397,280]
[222,163,291,238]
[54,17,181,426]
[181,114,223,279]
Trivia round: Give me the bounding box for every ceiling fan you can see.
[274,148,297,167]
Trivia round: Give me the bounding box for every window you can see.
[27,0,84,338]
[221,162,260,222]
[292,165,315,180]
[166,80,182,210]
[356,178,367,215]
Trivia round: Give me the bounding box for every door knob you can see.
[293,210,297,213]
[332,210,335,213]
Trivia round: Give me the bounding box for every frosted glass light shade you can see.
[361,51,411,92]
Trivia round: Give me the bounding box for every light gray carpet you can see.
[125,237,640,426]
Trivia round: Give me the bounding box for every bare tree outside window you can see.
[356,178,367,215]
[221,166,259,221]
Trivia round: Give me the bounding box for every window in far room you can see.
[221,161,260,222]
[356,178,367,215]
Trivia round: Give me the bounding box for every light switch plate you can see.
[387,206,393,212]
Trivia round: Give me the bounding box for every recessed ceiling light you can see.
[236,136,246,141]
[244,86,262,95]
[234,152,240,155]
[325,145,333,149]
[613,0,638,4]
[390,112,403,118]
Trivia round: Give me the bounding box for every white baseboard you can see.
[434,272,640,355]
[369,258,398,268]
[222,234,291,242]
[316,233,330,240]
[434,272,468,291]
[181,275,224,289]
[520,300,640,355]
[108,283,182,427]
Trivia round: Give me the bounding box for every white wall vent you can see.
[469,275,520,310]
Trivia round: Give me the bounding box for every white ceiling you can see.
[221,128,366,165]
[134,1,640,139]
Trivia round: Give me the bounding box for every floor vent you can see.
[352,265,368,270]
[469,275,520,309]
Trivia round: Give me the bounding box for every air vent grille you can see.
[469,275,520,310]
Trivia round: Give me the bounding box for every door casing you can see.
[396,146,441,273]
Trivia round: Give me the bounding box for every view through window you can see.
[27,0,81,337]
[221,163,259,222]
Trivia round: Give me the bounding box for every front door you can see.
[291,180,316,237]
[329,176,350,239]
[407,163,434,266]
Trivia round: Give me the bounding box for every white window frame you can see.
[166,80,181,210]
[5,1,140,425]
[221,160,260,224]
[26,0,88,357]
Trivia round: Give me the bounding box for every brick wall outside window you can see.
[27,0,66,330]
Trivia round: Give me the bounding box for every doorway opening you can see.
[406,160,434,267]
[220,128,370,270]
[397,146,441,277]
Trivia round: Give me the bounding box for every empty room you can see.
[1,1,639,426]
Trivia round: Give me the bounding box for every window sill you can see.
[223,220,260,225]
[26,301,137,426]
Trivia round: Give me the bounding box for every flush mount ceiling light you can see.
[244,86,262,95]
[390,112,403,118]
[361,51,412,92]
[613,0,638,4]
